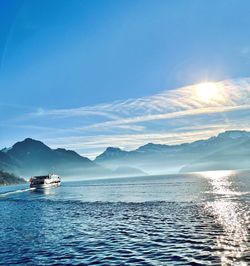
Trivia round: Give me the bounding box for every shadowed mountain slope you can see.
[4,138,108,177]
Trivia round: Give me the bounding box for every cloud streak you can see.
[8,77,250,157]
[31,77,250,119]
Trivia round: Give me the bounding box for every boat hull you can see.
[29,174,61,189]
[30,182,61,189]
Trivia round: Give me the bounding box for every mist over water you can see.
[0,171,249,265]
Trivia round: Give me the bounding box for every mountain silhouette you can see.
[1,130,250,177]
[2,138,107,177]
[95,130,250,174]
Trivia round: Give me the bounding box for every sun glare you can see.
[195,82,219,103]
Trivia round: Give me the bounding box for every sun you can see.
[195,82,219,102]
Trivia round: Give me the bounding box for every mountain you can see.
[96,147,129,162]
[95,130,250,174]
[0,151,19,172]
[1,130,250,178]
[0,170,27,186]
[3,138,109,177]
[181,131,250,172]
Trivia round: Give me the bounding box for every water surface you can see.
[0,171,249,265]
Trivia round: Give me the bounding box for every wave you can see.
[0,188,35,198]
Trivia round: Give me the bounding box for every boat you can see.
[29,174,61,189]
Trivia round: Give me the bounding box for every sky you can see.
[1,0,250,158]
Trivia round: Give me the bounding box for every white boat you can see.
[29,174,61,189]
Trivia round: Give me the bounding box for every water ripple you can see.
[0,172,249,265]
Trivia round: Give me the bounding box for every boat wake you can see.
[0,188,35,198]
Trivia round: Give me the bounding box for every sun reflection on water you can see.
[201,170,249,266]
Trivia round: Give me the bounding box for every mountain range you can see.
[0,138,110,178]
[95,130,250,174]
[1,130,250,178]
[0,138,145,178]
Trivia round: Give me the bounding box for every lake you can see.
[0,170,249,265]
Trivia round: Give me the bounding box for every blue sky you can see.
[1,0,250,158]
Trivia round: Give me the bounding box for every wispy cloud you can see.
[45,127,224,157]
[45,123,249,159]
[5,77,250,157]
[31,77,250,120]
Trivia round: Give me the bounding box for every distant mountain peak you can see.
[9,138,50,151]
[24,137,34,142]
[217,130,250,139]
[15,138,45,145]
[95,146,128,161]
[105,147,124,152]
[23,138,50,145]
[136,142,169,153]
